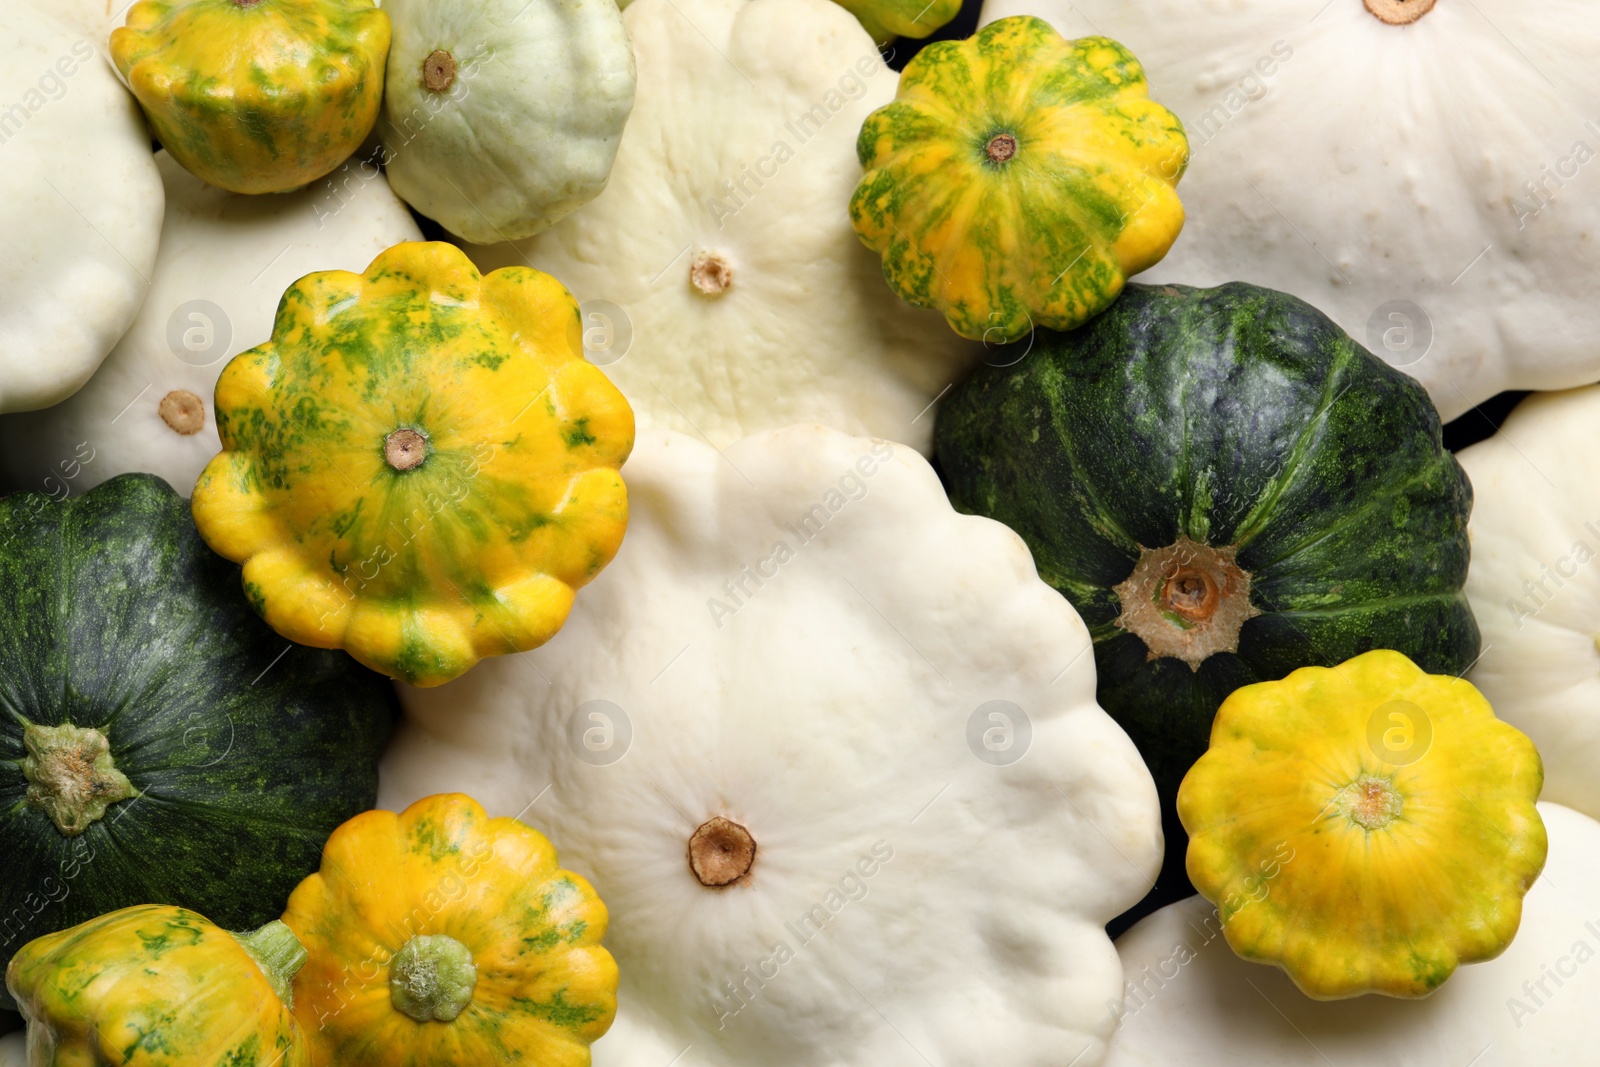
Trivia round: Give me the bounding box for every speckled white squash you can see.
[1457,387,1600,823]
[381,425,1162,1067]
[465,0,972,453]
[0,151,420,497]
[0,1,162,414]
[379,0,634,244]
[1105,803,1600,1066]
[976,0,1600,422]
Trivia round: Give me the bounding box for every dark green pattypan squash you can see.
[0,474,395,1007]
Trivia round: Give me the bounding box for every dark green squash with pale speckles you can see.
[937,282,1478,908]
[0,474,395,1009]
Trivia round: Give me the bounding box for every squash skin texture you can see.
[191,241,634,687]
[836,0,960,44]
[380,426,1164,1067]
[937,282,1479,908]
[281,793,617,1067]
[1178,650,1545,999]
[112,0,390,195]
[0,473,395,1012]
[6,905,310,1067]
[0,4,164,415]
[852,18,1187,342]
[1457,387,1600,825]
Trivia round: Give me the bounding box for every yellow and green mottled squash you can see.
[850,16,1188,342]
[835,0,959,44]
[6,905,310,1067]
[191,241,634,687]
[1179,649,1547,999]
[112,0,390,195]
[281,793,617,1067]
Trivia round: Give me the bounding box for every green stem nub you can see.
[21,722,136,836]
[390,935,478,1022]
[235,921,309,1008]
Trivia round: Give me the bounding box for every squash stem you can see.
[390,935,478,1022]
[235,920,308,1008]
[1363,0,1436,24]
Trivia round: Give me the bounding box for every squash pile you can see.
[1,0,1597,1064]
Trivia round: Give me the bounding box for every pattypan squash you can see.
[379,0,634,244]
[1107,803,1600,1066]
[0,150,420,497]
[852,17,1188,342]
[281,793,616,1066]
[833,0,960,44]
[1179,650,1546,999]
[0,3,163,415]
[112,0,390,195]
[976,0,1600,422]
[381,425,1162,1067]
[1457,386,1600,824]
[0,473,396,1010]
[937,281,1479,919]
[191,241,634,687]
[464,0,972,454]
[0,1033,18,1066]
[6,905,310,1067]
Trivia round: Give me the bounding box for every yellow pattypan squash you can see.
[281,793,617,1067]
[6,905,310,1066]
[851,16,1188,343]
[191,241,634,687]
[113,0,390,195]
[1179,649,1547,999]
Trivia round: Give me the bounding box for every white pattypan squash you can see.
[381,425,1162,1067]
[463,0,972,453]
[0,151,420,497]
[0,2,162,414]
[0,1032,20,1067]
[976,0,1600,422]
[1104,803,1600,1066]
[1457,387,1600,822]
[379,0,635,244]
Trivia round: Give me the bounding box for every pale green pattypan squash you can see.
[465,0,972,453]
[0,151,419,497]
[381,425,1161,1067]
[1106,804,1600,1065]
[975,0,1600,422]
[379,0,635,243]
[0,2,163,414]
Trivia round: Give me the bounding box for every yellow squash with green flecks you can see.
[282,793,617,1067]
[850,16,1188,342]
[834,0,959,46]
[1179,649,1547,999]
[6,905,311,1067]
[112,0,390,194]
[191,241,634,687]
